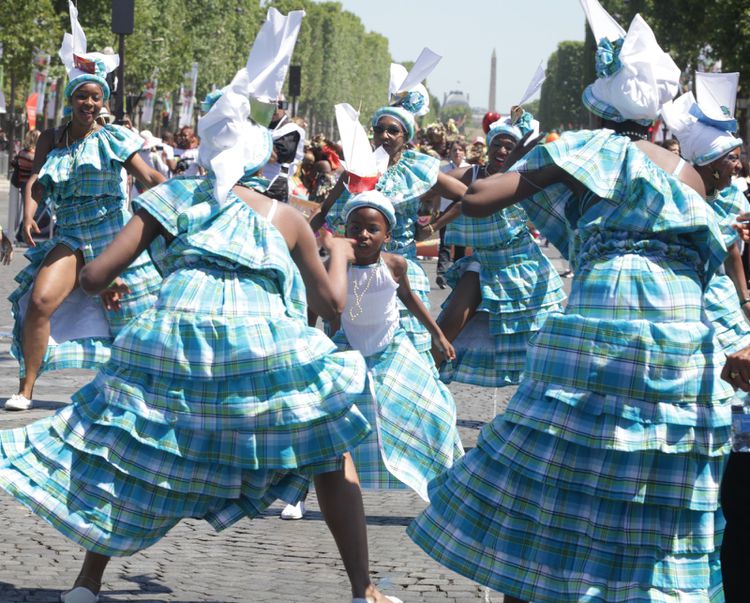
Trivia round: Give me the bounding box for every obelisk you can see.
[488,48,497,112]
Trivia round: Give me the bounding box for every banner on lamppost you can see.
[30,52,50,115]
[47,80,58,120]
[141,77,158,125]
[26,93,39,130]
[178,63,198,127]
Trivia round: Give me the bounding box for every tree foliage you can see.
[0,0,394,134]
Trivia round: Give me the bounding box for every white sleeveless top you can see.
[342,259,400,356]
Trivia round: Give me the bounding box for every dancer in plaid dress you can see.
[310,50,467,363]
[0,10,402,603]
[408,4,733,602]
[334,191,463,501]
[5,2,163,412]
[662,77,750,603]
[426,108,565,387]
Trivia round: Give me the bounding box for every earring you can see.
[712,170,721,181]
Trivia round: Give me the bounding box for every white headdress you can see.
[580,0,680,124]
[60,1,119,100]
[661,72,742,166]
[487,61,546,144]
[197,8,304,204]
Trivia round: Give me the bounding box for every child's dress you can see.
[335,258,463,501]
[0,177,372,556]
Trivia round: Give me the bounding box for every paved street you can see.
[0,177,571,602]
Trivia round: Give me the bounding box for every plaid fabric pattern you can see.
[0,183,371,556]
[445,202,528,248]
[325,151,438,356]
[440,231,565,387]
[335,329,463,501]
[710,184,750,248]
[409,130,735,602]
[9,125,161,376]
[514,130,728,284]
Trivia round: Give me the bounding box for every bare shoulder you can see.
[383,252,406,278]
[635,140,706,198]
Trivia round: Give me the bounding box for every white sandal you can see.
[60,586,99,603]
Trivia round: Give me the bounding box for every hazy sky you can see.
[328,0,587,112]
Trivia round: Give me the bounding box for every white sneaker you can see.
[280,501,306,520]
[60,587,99,603]
[4,394,33,411]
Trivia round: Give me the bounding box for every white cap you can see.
[580,0,680,123]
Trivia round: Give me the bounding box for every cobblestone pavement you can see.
[0,177,571,602]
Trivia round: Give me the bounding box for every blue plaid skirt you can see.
[439,231,565,387]
[335,328,462,500]
[9,194,161,375]
[409,240,733,602]
[0,266,371,556]
[704,273,750,355]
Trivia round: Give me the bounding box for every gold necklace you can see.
[348,264,378,321]
[65,123,99,153]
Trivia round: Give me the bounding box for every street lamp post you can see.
[111,0,135,122]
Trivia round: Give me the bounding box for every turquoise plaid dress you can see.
[9,125,162,375]
[326,150,440,359]
[408,130,733,602]
[704,184,750,355]
[333,259,463,501]
[0,177,371,556]
[439,167,566,387]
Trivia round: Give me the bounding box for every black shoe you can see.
[435,275,446,289]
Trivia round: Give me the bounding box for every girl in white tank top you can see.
[334,191,463,500]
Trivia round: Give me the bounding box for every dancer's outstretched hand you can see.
[436,335,456,362]
[23,217,41,248]
[100,278,131,312]
[734,212,750,243]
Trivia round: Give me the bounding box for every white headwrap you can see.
[661,91,742,166]
[197,8,304,204]
[336,103,389,193]
[579,0,680,124]
[59,1,119,100]
[371,47,442,140]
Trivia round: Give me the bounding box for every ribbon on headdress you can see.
[197,8,304,205]
[60,1,119,100]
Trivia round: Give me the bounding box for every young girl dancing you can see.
[336,190,463,501]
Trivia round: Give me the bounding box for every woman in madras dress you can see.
[334,191,463,501]
[5,2,163,412]
[424,109,565,387]
[662,80,750,603]
[310,51,467,363]
[407,5,734,602]
[0,13,403,602]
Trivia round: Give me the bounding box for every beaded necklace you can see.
[348,263,378,320]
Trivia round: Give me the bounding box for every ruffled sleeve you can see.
[133,177,204,236]
[510,129,728,284]
[710,184,750,248]
[101,124,144,163]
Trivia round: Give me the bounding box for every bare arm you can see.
[415,171,469,240]
[124,152,167,190]
[308,173,346,232]
[724,242,750,314]
[385,253,455,359]
[79,208,166,294]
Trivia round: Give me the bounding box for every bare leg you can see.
[503,596,528,603]
[314,453,389,602]
[431,270,481,366]
[70,550,110,594]
[18,245,83,398]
